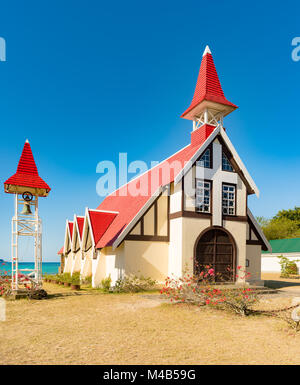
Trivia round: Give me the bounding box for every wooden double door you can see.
[194,228,235,282]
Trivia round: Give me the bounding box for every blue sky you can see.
[0,0,299,261]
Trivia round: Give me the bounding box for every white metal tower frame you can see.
[11,193,42,292]
[192,108,224,131]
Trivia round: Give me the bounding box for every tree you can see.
[256,216,270,228]
[257,207,300,240]
[274,207,300,224]
[261,218,300,240]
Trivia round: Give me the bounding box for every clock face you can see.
[22,191,33,202]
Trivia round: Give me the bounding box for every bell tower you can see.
[4,139,51,294]
[181,45,237,131]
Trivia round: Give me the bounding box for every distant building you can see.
[261,238,300,273]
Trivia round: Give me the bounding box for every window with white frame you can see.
[199,148,211,168]
[196,180,211,213]
[222,184,235,215]
[222,152,233,171]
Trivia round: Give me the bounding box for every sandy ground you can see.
[1,280,300,365]
[262,272,300,297]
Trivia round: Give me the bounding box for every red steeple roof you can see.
[181,46,237,119]
[4,140,51,196]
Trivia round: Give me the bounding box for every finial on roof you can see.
[181,45,237,120]
[202,45,211,56]
[25,139,29,143]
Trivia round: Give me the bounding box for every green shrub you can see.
[71,272,81,285]
[82,275,92,286]
[278,255,299,276]
[101,276,112,292]
[52,274,61,282]
[113,274,157,293]
[61,273,72,283]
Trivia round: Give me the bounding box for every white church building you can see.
[59,46,270,287]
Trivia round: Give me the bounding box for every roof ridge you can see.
[101,142,192,200]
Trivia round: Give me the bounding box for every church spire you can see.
[181,45,237,129]
[4,140,51,196]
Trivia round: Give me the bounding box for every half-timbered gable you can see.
[70,215,84,274]
[126,191,169,241]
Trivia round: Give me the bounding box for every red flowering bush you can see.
[161,265,260,316]
[0,263,11,296]
[0,262,33,296]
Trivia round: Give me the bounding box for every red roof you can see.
[76,217,84,240]
[68,222,74,240]
[4,140,51,194]
[181,46,237,118]
[96,125,215,248]
[57,217,84,255]
[58,246,64,255]
[88,210,118,245]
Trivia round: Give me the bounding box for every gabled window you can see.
[222,152,233,172]
[196,180,211,213]
[199,148,211,168]
[222,184,235,215]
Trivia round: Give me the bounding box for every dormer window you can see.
[199,148,211,168]
[222,152,233,172]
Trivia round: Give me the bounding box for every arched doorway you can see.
[194,228,236,282]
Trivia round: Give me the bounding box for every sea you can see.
[0,261,60,276]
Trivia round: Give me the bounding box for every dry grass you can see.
[1,282,300,365]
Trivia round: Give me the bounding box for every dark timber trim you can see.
[246,240,262,246]
[125,235,169,242]
[223,215,248,222]
[247,216,268,250]
[125,191,170,242]
[169,211,212,220]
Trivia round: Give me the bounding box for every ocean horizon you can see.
[0,261,60,276]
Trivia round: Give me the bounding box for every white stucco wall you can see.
[170,181,182,213]
[123,241,168,283]
[71,250,82,274]
[261,253,300,273]
[63,253,73,273]
[81,248,93,278]
[246,244,263,285]
[92,245,125,287]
